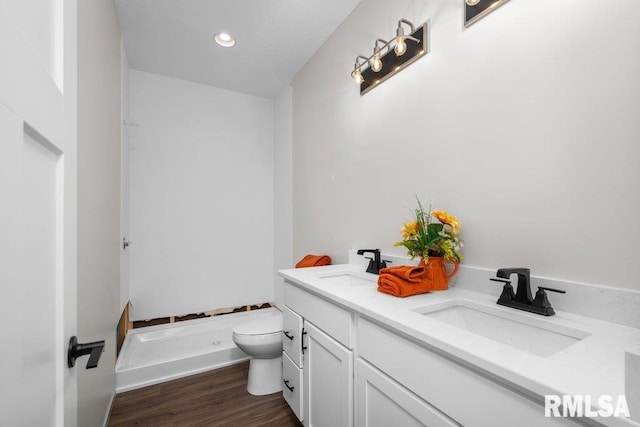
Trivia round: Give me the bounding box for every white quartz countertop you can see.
[279,264,640,426]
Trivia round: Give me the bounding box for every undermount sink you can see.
[314,271,377,287]
[414,299,590,357]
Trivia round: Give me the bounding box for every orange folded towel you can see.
[379,265,425,283]
[295,254,332,268]
[377,273,432,297]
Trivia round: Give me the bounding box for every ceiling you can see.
[115,0,362,99]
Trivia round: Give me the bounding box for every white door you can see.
[0,1,78,426]
[303,321,353,427]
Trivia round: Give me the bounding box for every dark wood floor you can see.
[108,361,301,426]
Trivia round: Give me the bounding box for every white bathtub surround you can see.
[128,70,275,320]
[116,307,281,392]
[627,346,640,422]
[280,255,640,425]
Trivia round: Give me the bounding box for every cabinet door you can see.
[304,321,353,427]
[355,359,460,427]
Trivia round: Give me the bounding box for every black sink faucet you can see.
[356,249,389,275]
[496,268,533,305]
[490,267,566,316]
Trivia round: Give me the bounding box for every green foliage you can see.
[393,196,463,263]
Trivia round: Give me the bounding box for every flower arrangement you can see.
[394,197,463,263]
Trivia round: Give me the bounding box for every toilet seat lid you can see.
[233,315,282,335]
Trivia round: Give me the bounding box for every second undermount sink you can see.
[414,299,590,357]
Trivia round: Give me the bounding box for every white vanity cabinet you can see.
[279,265,637,427]
[283,281,355,427]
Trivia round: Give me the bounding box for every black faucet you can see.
[496,268,533,305]
[490,267,566,316]
[356,249,389,275]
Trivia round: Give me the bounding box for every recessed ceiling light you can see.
[214,32,235,48]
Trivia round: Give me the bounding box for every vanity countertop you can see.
[279,263,640,426]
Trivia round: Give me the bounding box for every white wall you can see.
[120,42,130,312]
[273,86,293,309]
[292,0,640,290]
[77,0,122,424]
[129,70,274,320]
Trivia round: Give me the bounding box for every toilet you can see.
[232,312,283,395]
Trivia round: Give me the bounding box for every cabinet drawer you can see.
[283,351,303,422]
[356,358,459,427]
[283,281,353,348]
[357,318,580,427]
[283,305,303,367]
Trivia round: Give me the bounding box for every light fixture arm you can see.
[399,35,420,43]
[397,19,415,34]
[375,39,389,53]
[354,55,369,68]
[395,19,419,43]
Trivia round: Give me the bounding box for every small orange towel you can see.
[295,254,332,268]
[377,273,432,297]
[379,265,425,283]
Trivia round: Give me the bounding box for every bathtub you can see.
[115,307,281,392]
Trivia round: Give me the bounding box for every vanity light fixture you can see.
[464,0,511,28]
[214,32,235,47]
[351,19,428,96]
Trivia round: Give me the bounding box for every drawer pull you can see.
[301,328,308,354]
[283,379,295,392]
[283,330,294,341]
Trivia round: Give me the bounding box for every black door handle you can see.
[283,331,294,341]
[67,336,105,369]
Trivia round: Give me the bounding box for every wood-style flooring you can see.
[108,361,301,426]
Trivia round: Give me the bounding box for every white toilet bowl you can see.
[232,313,283,395]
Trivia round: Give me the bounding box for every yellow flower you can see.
[432,210,462,234]
[400,221,418,239]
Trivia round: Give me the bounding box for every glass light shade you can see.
[394,39,407,56]
[352,69,363,84]
[370,54,383,72]
[465,0,481,5]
